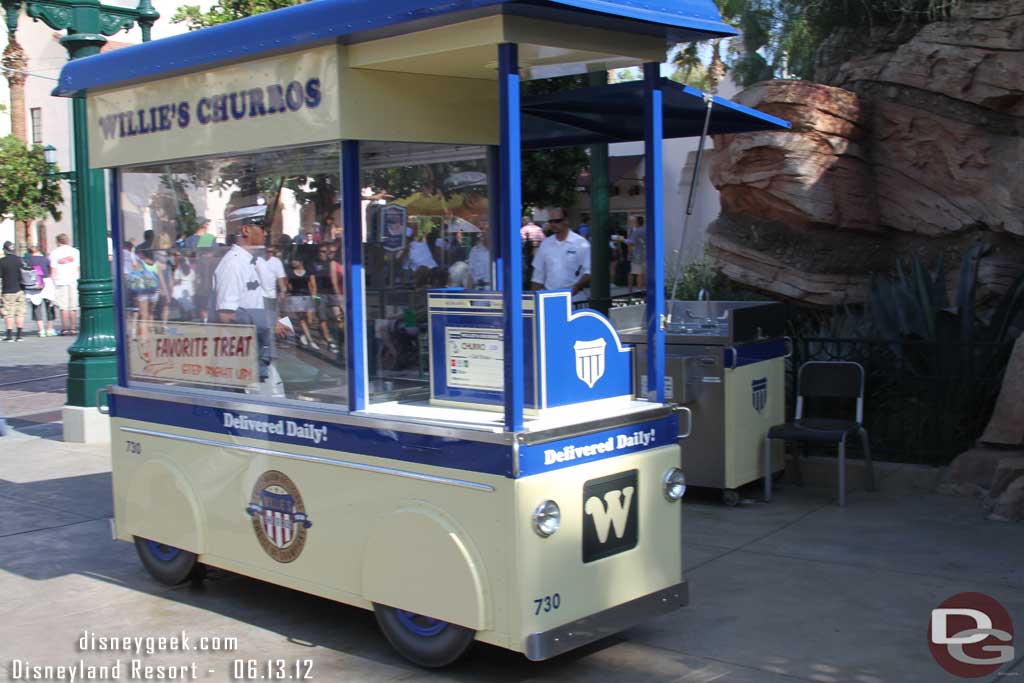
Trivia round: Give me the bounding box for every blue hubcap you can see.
[395,609,448,637]
[144,539,182,562]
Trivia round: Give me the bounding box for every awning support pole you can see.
[643,62,665,403]
[667,93,714,308]
[498,42,524,432]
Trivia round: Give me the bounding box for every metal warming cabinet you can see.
[612,300,787,505]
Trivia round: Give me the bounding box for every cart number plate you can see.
[582,470,638,563]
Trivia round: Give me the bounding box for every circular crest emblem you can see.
[245,470,313,563]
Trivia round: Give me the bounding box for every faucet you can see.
[697,289,714,326]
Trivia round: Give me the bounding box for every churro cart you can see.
[57,0,787,667]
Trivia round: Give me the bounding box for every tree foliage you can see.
[687,0,962,87]
[0,136,63,225]
[521,75,590,212]
[172,0,302,29]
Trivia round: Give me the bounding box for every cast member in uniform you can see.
[531,208,591,302]
[214,213,289,397]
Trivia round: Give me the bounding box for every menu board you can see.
[445,327,503,391]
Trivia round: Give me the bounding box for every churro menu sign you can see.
[129,322,258,388]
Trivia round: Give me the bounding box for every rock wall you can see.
[707,0,1024,306]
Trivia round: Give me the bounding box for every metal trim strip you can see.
[119,426,495,492]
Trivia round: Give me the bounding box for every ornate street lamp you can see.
[3,0,158,438]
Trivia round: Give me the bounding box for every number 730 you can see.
[533,593,561,615]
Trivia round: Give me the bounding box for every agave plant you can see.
[868,243,1024,374]
[864,243,1024,462]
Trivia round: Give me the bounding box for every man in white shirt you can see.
[48,233,81,335]
[406,235,438,273]
[467,234,491,288]
[531,208,591,302]
[214,215,287,396]
[259,244,288,309]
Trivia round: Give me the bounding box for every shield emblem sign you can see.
[752,377,768,413]
[260,487,296,549]
[574,338,607,389]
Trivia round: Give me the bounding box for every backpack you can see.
[20,262,39,289]
[125,263,160,294]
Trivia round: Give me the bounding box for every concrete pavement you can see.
[1,343,1022,682]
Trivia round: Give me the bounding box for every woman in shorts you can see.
[285,256,317,349]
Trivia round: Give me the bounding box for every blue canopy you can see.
[521,78,790,148]
[55,0,736,97]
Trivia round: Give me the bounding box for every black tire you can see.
[722,489,741,507]
[134,536,199,586]
[373,603,475,668]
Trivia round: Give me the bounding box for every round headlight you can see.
[532,500,561,537]
[663,468,687,501]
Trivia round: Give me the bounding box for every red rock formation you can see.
[706,0,1024,305]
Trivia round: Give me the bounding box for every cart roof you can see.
[522,78,790,148]
[55,0,736,97]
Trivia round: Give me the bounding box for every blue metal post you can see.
[487,146,503,291]
[342,139,367,411]
[108,170,127,388]
[498,43,523,432]
[643,62,665,403]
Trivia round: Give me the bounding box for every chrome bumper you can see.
[524,581,689,661]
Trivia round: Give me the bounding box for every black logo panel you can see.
[582,469,638,563]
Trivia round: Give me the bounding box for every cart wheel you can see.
[373,603,475,668]
[722,489,741,507]
[134,537,199,586]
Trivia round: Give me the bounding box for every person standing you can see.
[48,233,81,335]
[468,233,491,288]
[531,209,591,302]
[184,218,215,250]
[626,215,647,291]
[0,241,27,342]
[24,245,56,337]
[214,216,288,396]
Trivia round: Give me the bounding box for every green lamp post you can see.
[3,0,158,426]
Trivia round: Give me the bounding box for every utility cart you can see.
[57,0,787,666]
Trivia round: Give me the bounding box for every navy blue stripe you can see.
[518,415,678,476]
[725,338,786,368]
[111,395,514,477]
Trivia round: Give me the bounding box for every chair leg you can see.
[764,436,773,502]
[791,441,803,487]
[837,437,847,507]
[860,427,876,492]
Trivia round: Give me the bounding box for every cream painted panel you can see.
[110,417,514,647]
[337,65,499,145]
[511,445,683,648]
[362,505,487,629]
[724,358,785,489]
[348,15,665,80]
[88,45,340,168]
[120,458,206,553]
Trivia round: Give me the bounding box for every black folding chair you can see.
[764,361,875,506]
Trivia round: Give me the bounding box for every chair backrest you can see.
[796,361,865,423]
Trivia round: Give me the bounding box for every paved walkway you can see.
[0,343,1021,682]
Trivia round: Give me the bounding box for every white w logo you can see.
[584,487,635,543]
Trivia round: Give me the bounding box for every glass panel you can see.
[118,143,347,405]
[359,142,492,405]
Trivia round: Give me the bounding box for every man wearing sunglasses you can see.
[531,208,591,302]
